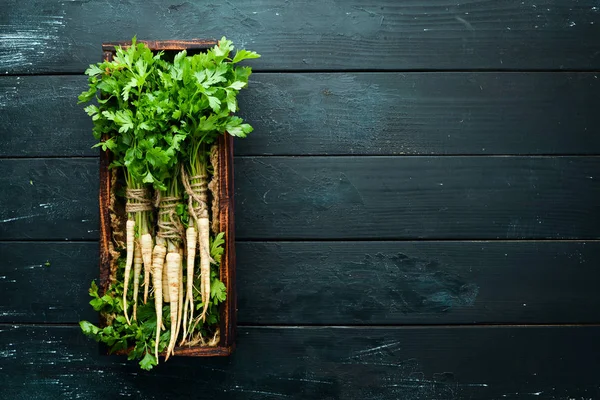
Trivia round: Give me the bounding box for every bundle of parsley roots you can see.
[78,37,259,370]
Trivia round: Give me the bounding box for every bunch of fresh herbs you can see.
[78,37,259,370]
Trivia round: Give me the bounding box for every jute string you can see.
[156,195,185,241]
[181,165,209,225]
[208,145,220,234]
[181,165,213,262]
[125,188,153,213]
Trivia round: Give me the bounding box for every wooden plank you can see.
[0,158,99,240]
[3,241,600,325]
[1,325,599,399]
[2,157,599,240]
[2,0,600,74]
[234,156,600,239]
[0,76,95,157]
[4,73,600,157]
[219,136,238,346]
[238,72,600,156]
[236,241,600,325]
[0,242,97,323]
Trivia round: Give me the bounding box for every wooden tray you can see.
[98,39,236,356]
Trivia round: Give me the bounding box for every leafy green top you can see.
[79,37,260,190]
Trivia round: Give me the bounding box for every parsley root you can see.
[162,257,171,303]
[185,226,197,326]
[132,241,142,321]
[165,252,181,360]
[184,146,212,321]
[140,233,153,303]
[175,248,184,347]
[123,219,135,325]
[152,242,167,362]
[199,215,211,320]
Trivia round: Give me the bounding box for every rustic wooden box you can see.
[98,39,236,356]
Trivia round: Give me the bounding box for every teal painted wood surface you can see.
[2,241,600,325]
[2,0,600,73]
[1,157,598,240]
[0,0,599,398]
[3,73,600,157]
[1,325,600,399]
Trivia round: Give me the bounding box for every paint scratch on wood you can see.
[0,86,18,108]
[0,214,42,223]
[0,349,16,358]
[0,311,26,317]
[0,13,66,72]
[352,341,402,357]
[275,377,333,385]
[455,16,475,31]
[225,387,290,397]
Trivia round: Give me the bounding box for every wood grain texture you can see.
[2,0,597,392]
[0,242,97,323]
[3,0,600,74]
[0,76,95,157]
[102,39,217,51]
[0,158,98,240]
[1,324,599,399]
[234,156,600,239]
[2,241,600,325]
[218,134,237,348]
[97,108,112,296]
[238,72,600,156]
[236,241,600,325]
[2,157,599,240]
[5,73,600,157]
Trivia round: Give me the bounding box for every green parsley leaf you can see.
[232,49,261,64]
[211,278,227,304]
[228,81,246,90]
[225,89,237,113]
[142,170,155,184]
[139,352,157,371]
[85,64,103,77]
[89,297,104,311]
[89,280,99,297]
[80,320,100,336]
[210,232,225,264]
[207,95,221,112]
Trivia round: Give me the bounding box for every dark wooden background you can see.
[1,1,600,399]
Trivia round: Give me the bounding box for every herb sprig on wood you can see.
[78,37,259,370]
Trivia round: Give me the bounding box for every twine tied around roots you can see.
[180,165,209,225]
[181,165,214,263]
[157,195,185,241]
[125,188,153,213]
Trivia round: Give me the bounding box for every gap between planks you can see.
[1,239,600,244]
[5,69,600,77]
[2,322,600,329]
[3,154,600,160]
